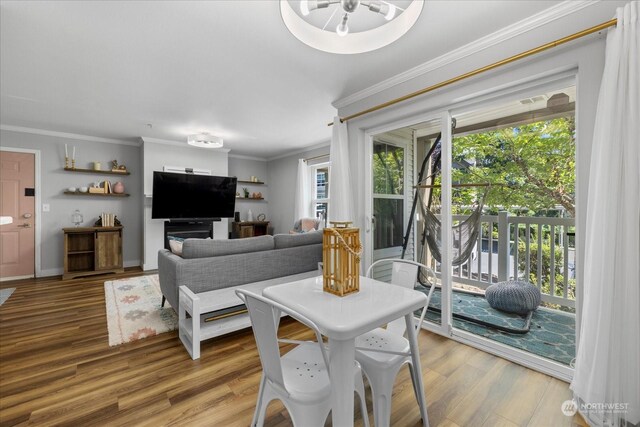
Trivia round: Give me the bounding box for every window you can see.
[373,142,405,250]
[311,163,330,224]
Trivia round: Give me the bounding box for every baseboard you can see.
[0,274,34,282]
[38,260,141,278]
[39,268,63,278]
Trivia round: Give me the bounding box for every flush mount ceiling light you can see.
[187,133,224,148]
[281,0,423,54]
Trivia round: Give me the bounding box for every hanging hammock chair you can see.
[420,190,488,266]
[401,133,488,268]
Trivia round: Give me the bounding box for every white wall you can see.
[141,139,228,270]
[336,1,625,331]
[266,144,330,235]
[0,129,143,276]
[228,156,268,226]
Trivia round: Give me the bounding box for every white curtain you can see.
[294,159,310,220]
[328,116,354,222]
[571,2,639,426]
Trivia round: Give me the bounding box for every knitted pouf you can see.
[485,280,541,315]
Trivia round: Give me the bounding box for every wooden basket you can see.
[322,222,362,297]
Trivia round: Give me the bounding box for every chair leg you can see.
[286,400,331,427]
[251,374,267,427]
[255,386,275,427]
[161,295,166,308]
[355,371,370,427]
[366,368,398,427]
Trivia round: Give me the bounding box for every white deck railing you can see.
[432,211,575,308]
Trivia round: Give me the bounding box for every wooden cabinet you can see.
[231,221,270,239]
[63,226,123,279]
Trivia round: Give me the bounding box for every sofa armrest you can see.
[158,249,185,309]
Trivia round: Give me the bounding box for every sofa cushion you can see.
[274,231,323,249]
[182,235,274,259]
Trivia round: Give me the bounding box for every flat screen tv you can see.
[151,172,237,220]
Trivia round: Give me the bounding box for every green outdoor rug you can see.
[418,286,575,366]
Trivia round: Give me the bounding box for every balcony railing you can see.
[432,211,576,309]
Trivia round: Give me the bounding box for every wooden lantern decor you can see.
[322,221,362,297]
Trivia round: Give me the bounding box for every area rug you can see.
[0,288,15,306]
[104,275,178,346]
[418,286,575,366]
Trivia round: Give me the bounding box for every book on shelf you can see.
[101,212,115,227]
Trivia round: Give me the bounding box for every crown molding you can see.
[140,136,230,153]
[228,153,268,161]
[332,0,598,109]
[0,124,141,146]
[267,140,331,162]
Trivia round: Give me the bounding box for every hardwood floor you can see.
[0,270,586,426]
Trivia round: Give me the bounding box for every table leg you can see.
[405,314,429,427]
[328,337,355,427]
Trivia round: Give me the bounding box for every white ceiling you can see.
[0,1,562,158]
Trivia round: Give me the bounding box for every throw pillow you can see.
[167,236,185,256]
[300,218,318,232]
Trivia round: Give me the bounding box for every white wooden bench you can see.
[178,270,320,359]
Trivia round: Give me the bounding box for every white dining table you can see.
[263,275,429,427]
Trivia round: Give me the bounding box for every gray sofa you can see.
[158,232,323,310]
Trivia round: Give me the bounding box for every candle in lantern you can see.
[65,144,68,157]
[72,146,76,160]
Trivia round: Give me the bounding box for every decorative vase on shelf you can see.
[72,209,83,227]
[247,209,253,222]
[113,182,124,194]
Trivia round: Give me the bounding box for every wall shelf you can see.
[64,191,130,197]
[237,180,264,185]
[236,197,265,201]
[63,167,130,176]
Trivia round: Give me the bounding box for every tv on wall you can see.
[151,171,237,220]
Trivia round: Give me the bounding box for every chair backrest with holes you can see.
[236,289,330,395]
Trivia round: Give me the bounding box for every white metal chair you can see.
[355,259,437,427]
[236,289,369,427]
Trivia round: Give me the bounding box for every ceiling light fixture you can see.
[187,133,224,149]
[281,0,423,54]
[300,0,400,36]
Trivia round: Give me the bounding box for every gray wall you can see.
[228,156,268,225]
[267,144,330,235]
[0,129,143,276]
[141,139,228,270]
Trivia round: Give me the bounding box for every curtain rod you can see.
[416,183,499,189]
[328,18,617,126]
[304,153,330,162]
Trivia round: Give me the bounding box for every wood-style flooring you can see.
[0,270,586,426]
